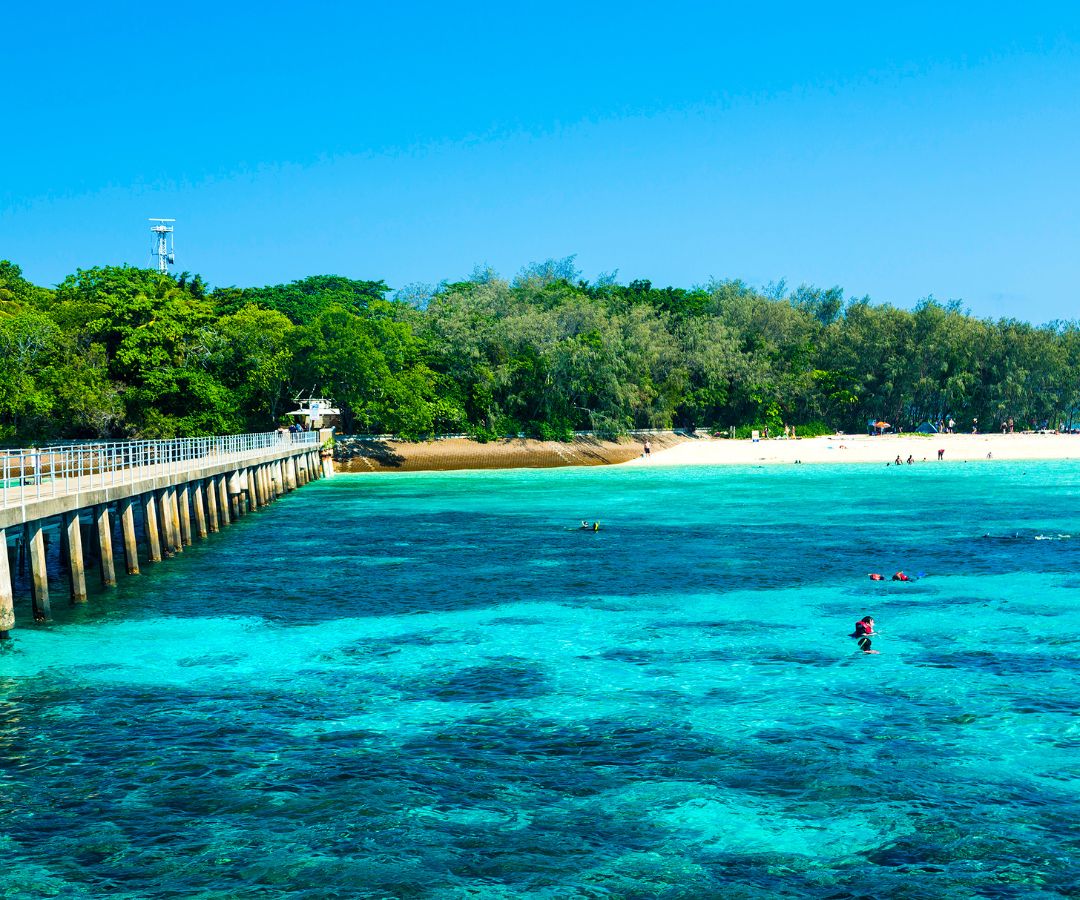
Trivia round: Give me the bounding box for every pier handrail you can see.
[0,431,317,509]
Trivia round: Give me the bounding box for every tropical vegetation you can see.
[2,256,1078,443]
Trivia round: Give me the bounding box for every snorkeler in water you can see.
[851,616,879,654]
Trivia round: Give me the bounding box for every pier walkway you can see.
[0,430,331,639]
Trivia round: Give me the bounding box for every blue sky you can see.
[2,2,1079,323]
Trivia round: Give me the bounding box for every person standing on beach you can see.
[643,439,651,458]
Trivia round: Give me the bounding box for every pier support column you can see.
[0,527,13,639]
[155,489,174,556]
[192,480,208,539]
[204,477,220,533]
[167,487,183,553]
[286,457,296,490]
[229,471,243,519]
[25,521,50,621]
[62,511,88,604]
[218,474,232,525]
[94,504,116,587]
[246,467,259,511]
[119,498,140,575]
[142,492,163,562]
[178,483,193,546]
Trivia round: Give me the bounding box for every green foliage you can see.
[3,258,1080,444]
[212,275,390,325]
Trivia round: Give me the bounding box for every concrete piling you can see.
[120,498,140,575]
[167,487,183,553]
[229,471,243,519]
[218,474,232,525]
[192,480,209,540]
[62,510,88,604]
[178,483,193,546]
[94,504,117,587]
[0,527,13,639]
[205,477,220,532]
[25,520,50,621]
[246,468,259,512]
[142,492,163,563]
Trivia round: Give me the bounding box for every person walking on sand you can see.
[643,439,651,458]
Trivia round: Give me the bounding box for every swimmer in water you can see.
[593,521,600,532]
[851,616,879,653]
[869,573,884,581]
[892,571,911,582]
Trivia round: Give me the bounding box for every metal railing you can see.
[0,431,316,509]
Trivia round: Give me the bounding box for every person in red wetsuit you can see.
[892,571,911,582]
[851,616,879,653]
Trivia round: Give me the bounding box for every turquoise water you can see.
[2,462,1079,897]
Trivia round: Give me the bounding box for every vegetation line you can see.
[1,256,1075,443]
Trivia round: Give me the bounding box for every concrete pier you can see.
[0,430,321,639]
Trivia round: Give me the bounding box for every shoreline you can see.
[623,432,1080,468]
[333,431,1080,473]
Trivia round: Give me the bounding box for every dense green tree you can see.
[2,257,1079,444]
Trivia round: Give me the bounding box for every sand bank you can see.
[623,432,1080,467]
[333,433,687,472]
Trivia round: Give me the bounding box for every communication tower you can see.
[149,218,176,273]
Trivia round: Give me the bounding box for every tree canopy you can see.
[1,256,1077,443]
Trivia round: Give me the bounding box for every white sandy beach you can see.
[625,432,1080,467]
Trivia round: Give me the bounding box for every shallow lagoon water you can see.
[2,461,1079,897]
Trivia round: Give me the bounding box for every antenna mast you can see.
[148,218,176,273]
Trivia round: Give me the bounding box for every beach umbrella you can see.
[875,421,891,430]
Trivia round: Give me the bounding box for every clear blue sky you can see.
[2,2,1079,323]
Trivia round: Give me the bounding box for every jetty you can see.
[0,430,331,639]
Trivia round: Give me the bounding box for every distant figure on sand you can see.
[851,616,879,653]
[643,439,651,458]
[937,448,945,461]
